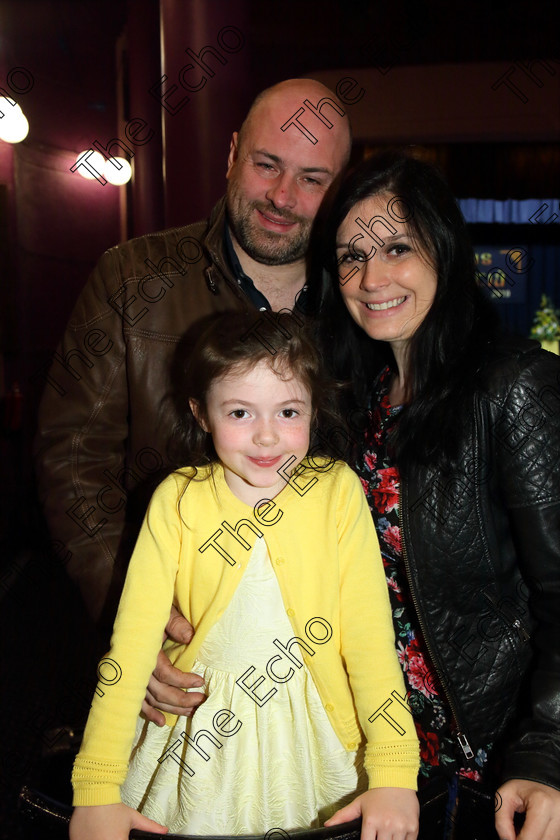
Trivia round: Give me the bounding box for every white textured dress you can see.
[120,537,367,834]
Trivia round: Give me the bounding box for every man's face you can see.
[226,99,348,266]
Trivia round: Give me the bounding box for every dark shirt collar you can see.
[224,224,270,311]
[224,223,311,314]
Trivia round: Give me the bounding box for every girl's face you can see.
[191,360,313,507]
[336,193,438,356]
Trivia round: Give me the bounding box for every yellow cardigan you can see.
[72,458,419,806]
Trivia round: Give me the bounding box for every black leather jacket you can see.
[399,338,560,789]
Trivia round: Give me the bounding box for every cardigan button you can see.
[286,608,295,617]
[325,703,334,712]
[347,741,356,750]
[275,557,285,565]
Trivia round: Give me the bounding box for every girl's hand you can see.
[69,802,168,840]
[325,788,419,840]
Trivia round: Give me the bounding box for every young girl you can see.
[69,311,420,840]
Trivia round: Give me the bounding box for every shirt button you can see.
[275,557,285,565]
[259,306,267,311]
[325,703,334,712]
[286,608,295,617]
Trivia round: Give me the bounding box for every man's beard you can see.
[226,182,311,266]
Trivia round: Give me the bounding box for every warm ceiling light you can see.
[0,96,23,118]
[75,149,106,179]
[0,97,29,143]
[103,156,132,186]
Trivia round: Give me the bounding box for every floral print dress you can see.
[356,367,492,786]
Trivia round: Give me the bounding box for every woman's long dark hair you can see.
[315,150,500,470]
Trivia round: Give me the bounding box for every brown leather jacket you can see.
[34,197,254,632]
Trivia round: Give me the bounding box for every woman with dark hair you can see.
[317,151,560,839]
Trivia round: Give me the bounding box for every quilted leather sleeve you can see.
[490,349,560,788]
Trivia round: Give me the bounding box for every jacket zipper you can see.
[400,495,475,763]
[512,617,531,642]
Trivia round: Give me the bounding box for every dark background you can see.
[1,0,559,833]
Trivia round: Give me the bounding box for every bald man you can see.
[34,80,352,714]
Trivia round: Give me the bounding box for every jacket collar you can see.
[200,197,268,308]
[202,195,243,298]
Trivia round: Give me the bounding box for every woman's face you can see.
[336,193,438,354]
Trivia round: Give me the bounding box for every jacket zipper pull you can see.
[512,618,530,642]
[457,731,474,760]
[204,267,218,295]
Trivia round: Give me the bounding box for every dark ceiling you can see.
[250,0,559,77]
[2,0,559,110]
[1,0,558,212]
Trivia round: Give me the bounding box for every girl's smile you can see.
[247,454,284,467]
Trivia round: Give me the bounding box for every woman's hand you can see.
[69,802,168,840]
[496,779,560,840]
[141,605,206,726]
[325,788,419,840]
